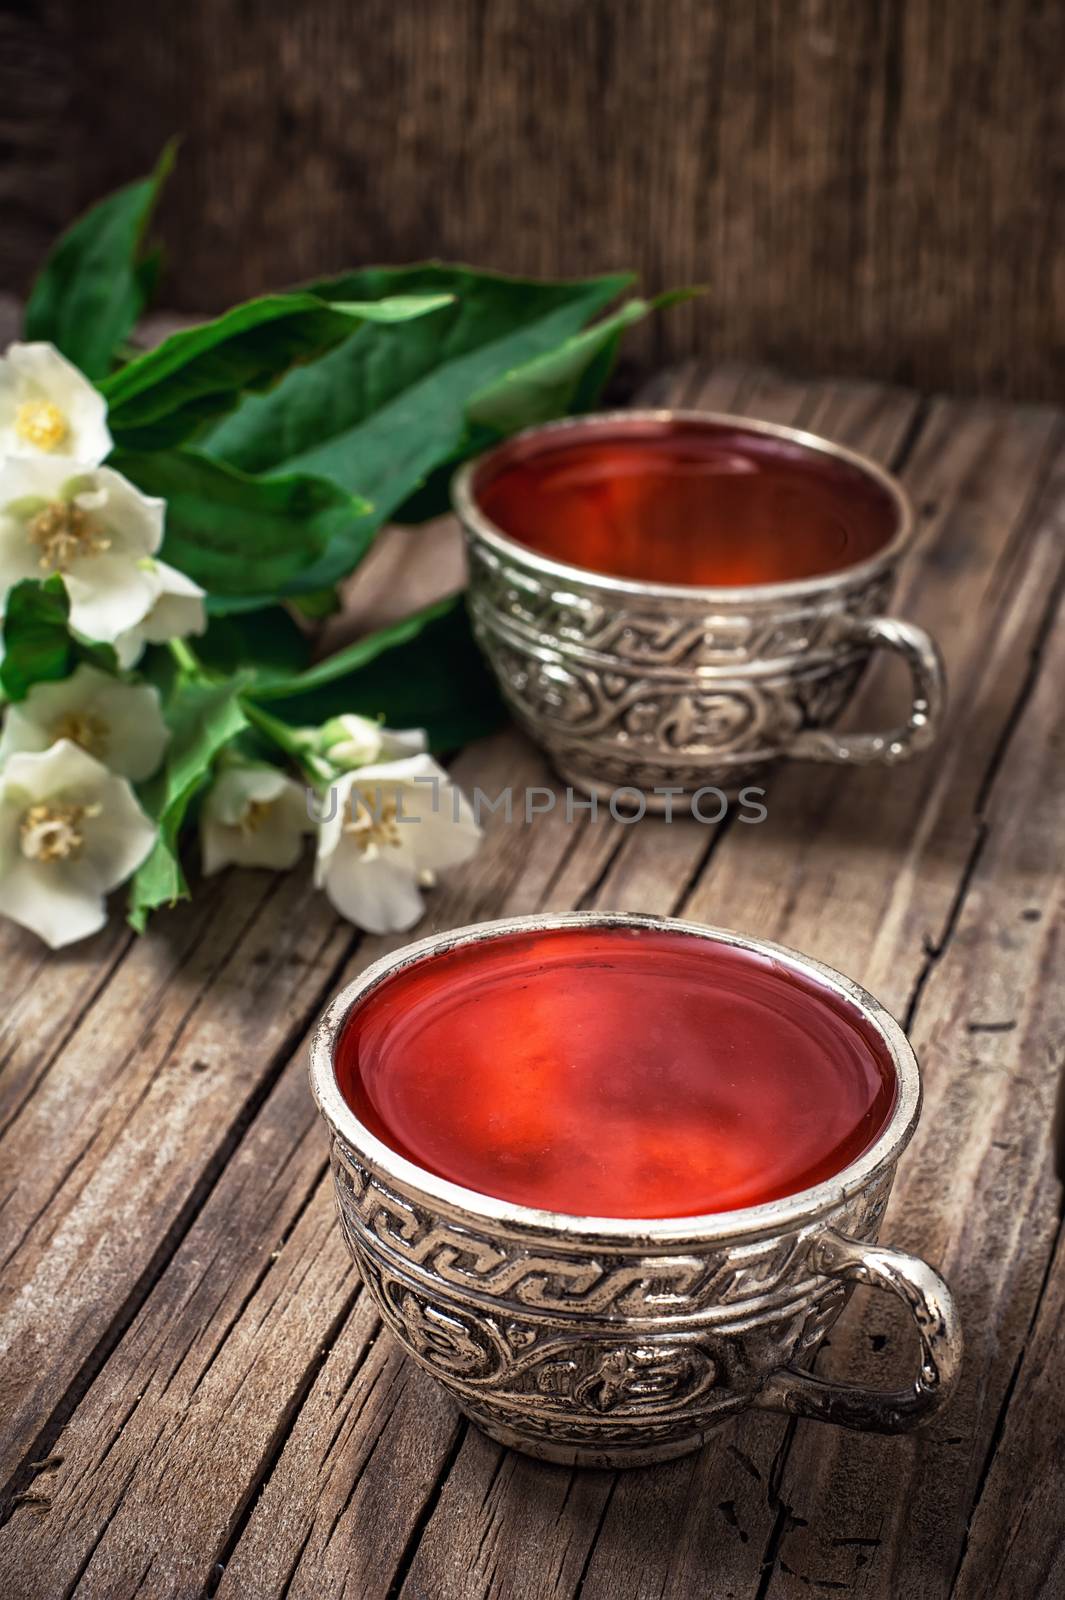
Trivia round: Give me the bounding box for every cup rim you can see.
[309,912,920,1248]
[451,409,914,606]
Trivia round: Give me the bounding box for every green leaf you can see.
[0,577,72,700]
[134,246,165,313]
[128,677,248,931]
[289,587,342,620]
[389,296,658,525]
[113,448,367,603]
[251,594,452,697]
[103,291,453,451]
[24,142,175,380]
[127,843,185,935]
[394,285,706,524]
[203,266,635,589]
[250,596,503,751]
[0,577,117,699]
[466,296,650,434]
[194,606,311,680]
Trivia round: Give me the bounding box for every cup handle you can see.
[752,1227,963,1432]
[786,615,945,766]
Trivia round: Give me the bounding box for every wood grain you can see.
[0,363,1063,1597]
[0,4,70,294]
[0,867,352,1498]
[390,381,1065,1600]
[757,561,1065,1597]
[6,1,1065,400]
[952,1228,1065,1600]
[0,733,611,1597]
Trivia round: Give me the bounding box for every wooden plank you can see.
[584,414,1065,1600]
[14,2,1062,399]
[0,875,273,1228]
[0,867,353,1501]
[951,1229,1065,1600]
[755,551,1065,1598]
[0,7,71,293]
[0,357,755,1593]
[202,372,935,1599]
[18,371,1010,1599]
[2,367,1062,1599]
[0,378,473,1529]
[383,388,1065,1599]
[0,918,132,1141]
[0,733,596,1596]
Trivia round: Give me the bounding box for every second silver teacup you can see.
[310,913,961,1469]
[453,411,945,805]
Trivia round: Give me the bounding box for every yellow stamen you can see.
[27,500,110,573]
[344,794,404,851]
[241,799,274,835]
[51,710,109,760]
[20,801,100,864]
[14,399,68,452]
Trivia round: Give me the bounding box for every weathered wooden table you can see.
[1,360,1062,1600]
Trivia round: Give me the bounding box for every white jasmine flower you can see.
[0,739,156,948]
[0,664,169,782]
[317,712,427,771]
[315,752,481,934]
[0,458,164,642]
[113,560,207,668]
[201,764,313,875]
[0,342,112,464]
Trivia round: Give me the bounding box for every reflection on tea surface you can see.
[476,419,898,586]
[339,926,897,1219]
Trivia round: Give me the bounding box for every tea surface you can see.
[338,926,897,1219]
[476,420,898,586]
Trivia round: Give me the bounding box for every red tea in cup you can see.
[337,925,896,1220]
[475,417,898,587]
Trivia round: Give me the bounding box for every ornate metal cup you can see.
[453,413,945,805]
[310,913,961,1469]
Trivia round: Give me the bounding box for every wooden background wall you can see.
[4,0,1063,400]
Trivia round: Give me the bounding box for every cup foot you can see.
[554,761,776,812]
[460,1407,711,1469]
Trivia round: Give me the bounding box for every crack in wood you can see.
[671,809,737,919]
[4,367,1064,1599]
[386,1417,470,1599]
[574,828,632,912]
[753,450,1065,1595]
[0,919,362,1525]
[570,1475,618,1600]
[317,1357,408,1552]
[189,1161,333,1406]
[947,1179,1065,1596]
[0,929,134,1145]
[58,1462,138,1600]
[205,1281,363,1598]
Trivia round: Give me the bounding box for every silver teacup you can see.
[310,913,961,1469]
[453,412,946,805]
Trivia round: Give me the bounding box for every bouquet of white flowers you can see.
[0,149,674,947]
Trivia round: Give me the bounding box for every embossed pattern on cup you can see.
[310,914,962,1468]
[452,413,946,804]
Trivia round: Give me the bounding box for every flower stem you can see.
[241,699,334,786]
[167,637,203,676]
